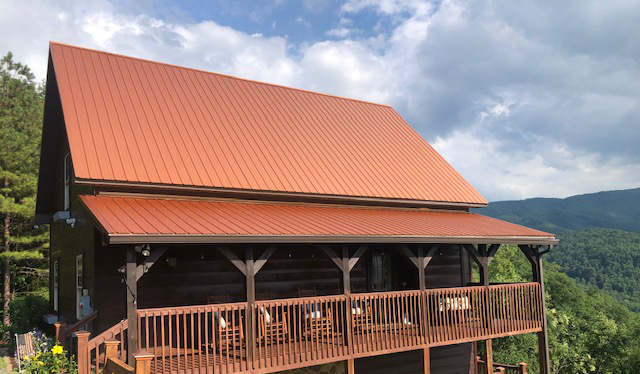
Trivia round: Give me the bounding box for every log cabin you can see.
[36,42,556,374]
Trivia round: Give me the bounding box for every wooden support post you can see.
[518,362,528,374]
[126,247,138,365]
[483,339,493,374]
[76,330,90,374]
[104,339,120,365]
[347,358,355,374]
[342,246,353,352]
[536,247,551,374]
[246,247,256,370]
[423,346,430,374]
[417,246,426,291]
[133,351,154,374]
[54,322,66,345]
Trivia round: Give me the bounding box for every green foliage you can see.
[17,338,77,374]
[9,291,49,335]
[0,51,48,325]
[490,245,640,374]
[548,228,640,311]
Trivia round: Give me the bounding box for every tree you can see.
[0,52,47,333]
[489,245,640,374]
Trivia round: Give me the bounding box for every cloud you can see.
[1,0,639,201]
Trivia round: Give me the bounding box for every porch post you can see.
[246,247,256,369]
[126,247,138,365]
[479,245,492,374]
[342,245,355,374]
[483,339,493,374]
[417,245,430,373]
[423,346,430,374]
[535,246,551,374]
[417,246,426,291]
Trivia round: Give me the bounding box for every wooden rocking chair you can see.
[303,307,337,342]
[258,307,290,343]
[351,304,374,333]
[215,313,245,354]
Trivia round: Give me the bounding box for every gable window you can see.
[53,259,59,312]
[76,255,83,319]
[370,253,392,292]
[64,152,71,210]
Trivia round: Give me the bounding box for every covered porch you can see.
[74,195,556,374]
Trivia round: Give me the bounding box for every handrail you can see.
[55,311,98,346]
[114,282,542,374]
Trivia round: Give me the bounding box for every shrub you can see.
[16,333,77,374]
[9,291,49,335]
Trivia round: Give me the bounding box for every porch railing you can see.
[78,282,543,374]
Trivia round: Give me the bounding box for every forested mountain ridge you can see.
[479,188,640,312]
[550,228,640,312]
[479,188,640,234]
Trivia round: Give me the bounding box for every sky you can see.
[1,0,639,202]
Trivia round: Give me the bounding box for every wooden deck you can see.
[144,318,541,374]
[87,283,543,374]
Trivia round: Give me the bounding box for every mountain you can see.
[551,228,640,311]
[479,188,640,234]
[479,187,640,312]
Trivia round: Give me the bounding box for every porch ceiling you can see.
[80,194,557,245]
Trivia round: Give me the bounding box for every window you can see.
[64,152,71,210]
[76,255,83,319]
[370,253,391,291]
[53,259,59,312]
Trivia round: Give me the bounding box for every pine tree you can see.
[0,52,47,332]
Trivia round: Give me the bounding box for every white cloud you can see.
[1,0,639,201]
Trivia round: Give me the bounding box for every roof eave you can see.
[75,178,489,209]
[106,234,558,245]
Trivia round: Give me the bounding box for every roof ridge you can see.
[49,41,393,109]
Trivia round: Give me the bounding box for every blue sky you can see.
[1,0,639,201]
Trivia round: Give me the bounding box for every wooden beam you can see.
[342,246,354,352]
[536,247,551,374]
[423,347,430,374]
[462,244,482,267]
[487,244,500,260]
[217,246,247,275]
[347,358,355,374]
[318,244,343,270]
[253,245,277,275]
[518,244,540,281]
[348,244,368,271]
[423,245,439,269]
[126,247,138,365]
[245,247,256,368]
[396,244,419,268]
[135,246,168,281]
[417,246,426,291]
[484,339,493,374]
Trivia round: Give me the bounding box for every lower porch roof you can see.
[80,195,557,245]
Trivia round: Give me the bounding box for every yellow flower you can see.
[35,352,41,359]
[37,361,44,366]
[52,345,64,355]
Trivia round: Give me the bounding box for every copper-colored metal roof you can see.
[81,195,555,245]
[50,42,487,206]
